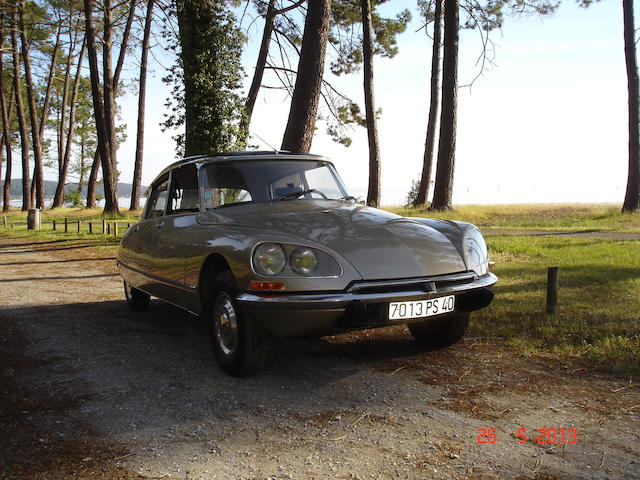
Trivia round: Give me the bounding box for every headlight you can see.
[464,228,489,276]
[290,247,318,276]
[252,242,342,278]
[253,243,286,276]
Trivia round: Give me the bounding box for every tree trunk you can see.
[0,26,9,212]
[431,0,459,211]
[10,9,31,211]
[241,0,276,139]
[83,0,120,214]
[361,0,381,207]
[415,0,443,207]
[19,0,45,209]
[38,21,63,141]
[623,0,640,212]
[113,0,137,91]
[130,0,155,211]
[53,35,87,208]
[281,0,331,153]
[86,152,100,209]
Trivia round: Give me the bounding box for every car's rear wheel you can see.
[124,281,150,311]
[408,312,470,348]
[205,272,269,376]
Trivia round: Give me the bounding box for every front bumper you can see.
[236,272,497,337]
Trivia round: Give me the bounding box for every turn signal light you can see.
[249,281,286,291]
[488,261,496,271]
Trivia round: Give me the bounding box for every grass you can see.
[1,203,638,376]
[475,235,640,376]
[1,206,143,223]
[388,203,640,233]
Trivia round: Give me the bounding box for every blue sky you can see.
[114,0,632,205]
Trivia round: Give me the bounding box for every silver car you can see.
[117,151,497,376]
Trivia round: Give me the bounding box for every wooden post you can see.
[52,219,56,230]
[114,222,118,237]
[89,222,93,234]
[102,219,106,234]
[546,267,559,314]
[107,223,111,235]
[2,216,7,228]
[127,222,131,229]
[77,221,81,234]
[64,218,68,233]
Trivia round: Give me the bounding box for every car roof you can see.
[155,150,331,180]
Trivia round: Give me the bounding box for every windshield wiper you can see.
[278,188,327,201]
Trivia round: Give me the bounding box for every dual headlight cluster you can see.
[463,228,490,276]
[252,243,341,277]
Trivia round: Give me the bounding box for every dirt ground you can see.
[1,236,638,480]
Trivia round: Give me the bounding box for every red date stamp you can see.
[477,427,578,445]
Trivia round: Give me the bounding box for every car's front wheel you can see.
[205,273,269,376]
[124,281,150,311]
[408,312,470,348]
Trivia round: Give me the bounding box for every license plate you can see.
[388,295,455,321]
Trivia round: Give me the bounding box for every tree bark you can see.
[431,0,459,211]
[83,0,120,214]
[130,0,155,211]
[361,0,381,207]
[10,8,31,211]
[241,0,276,139]
[281,0,331,153]
[53,35,87,208]
[415,0,443,207]
[38,21,63,141]
[0,24,11,212]
[623,0,640,212]
[86,152,100,209]
[19,0,45,209]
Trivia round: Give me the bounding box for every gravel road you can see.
[1,236,639,480]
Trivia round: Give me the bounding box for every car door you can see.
[151,164,200,309]
[127,174,170,296]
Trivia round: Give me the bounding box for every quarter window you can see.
[145,175,169,219]
[168,165,200,214]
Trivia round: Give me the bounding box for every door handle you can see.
[134,225,140,232]
[156,221,165,229]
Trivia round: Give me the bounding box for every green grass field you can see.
[1,204,638,375]
[391,203,640,232]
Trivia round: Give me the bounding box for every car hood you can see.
[199,201,467,279]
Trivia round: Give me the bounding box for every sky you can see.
[110,0,632,206]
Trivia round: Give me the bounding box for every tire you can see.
[204,272,269,376]
[408,312,470,348]
[124,281,150,311]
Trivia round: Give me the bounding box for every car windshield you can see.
[201,160,349,209]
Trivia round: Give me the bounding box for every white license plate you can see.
[388,295,455,321]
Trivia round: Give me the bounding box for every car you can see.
[117,151,497,376]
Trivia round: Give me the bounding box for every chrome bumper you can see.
[236,272,497,310]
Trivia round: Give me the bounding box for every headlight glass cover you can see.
[253,243,286,276]
[464,228,489,276]
[252,243,341,278]
[290,247,318,276]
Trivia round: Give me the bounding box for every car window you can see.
[202,160,348,206]
[205,188,252,209]
[168,165,199,214]
[145,175,169,219]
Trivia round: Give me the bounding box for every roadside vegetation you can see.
[1,204,638,376]
[391,203,640,232]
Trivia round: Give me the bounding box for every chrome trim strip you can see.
[346,272,476,293]
[236,272,497,310]
[116,259,197,292]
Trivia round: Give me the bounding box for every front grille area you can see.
[347,272,475,295]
